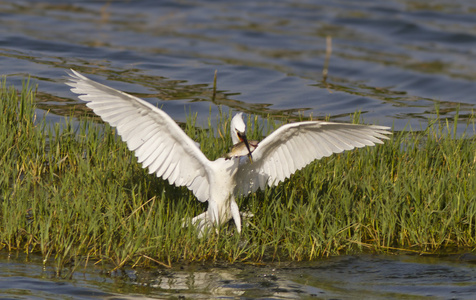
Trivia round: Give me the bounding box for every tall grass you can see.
[0,79,475,275]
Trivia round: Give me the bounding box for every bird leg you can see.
[230,199,241,234]
[183,202,253,237]
[183,211,210,238]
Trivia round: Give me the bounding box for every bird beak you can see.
[238,132,253,163]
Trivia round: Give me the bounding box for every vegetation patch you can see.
[0,79,475,275]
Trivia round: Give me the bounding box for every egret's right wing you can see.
[235,120,391,196]
[66,70,211,202]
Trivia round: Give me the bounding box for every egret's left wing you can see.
[235,121,391,196]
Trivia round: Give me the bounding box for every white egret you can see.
[66,70,391,236]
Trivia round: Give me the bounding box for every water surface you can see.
[1,252,476,299]
[1,0,475,132]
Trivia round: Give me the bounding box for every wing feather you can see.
[163,154,179,181]
[287,138,303,169]
[147,144,169,173]
[308,133,332,157]
[324,131,356,150]
[319,132,344,153]
[138,136,164,165]
[125,121,157,149]
[281,142,295,171]
[236,121,391,194]
[66,70,212,202]
[276,147,289,182]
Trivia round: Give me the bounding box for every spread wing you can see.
[235,121,391,196]
[66,70,211,202]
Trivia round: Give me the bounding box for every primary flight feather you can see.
[66,70,391,236]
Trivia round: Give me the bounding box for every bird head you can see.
[231,113,253,162]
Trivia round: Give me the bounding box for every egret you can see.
[66,70,391,236]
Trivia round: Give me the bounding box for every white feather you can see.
[66,70,211,203]
[66,70,392,236]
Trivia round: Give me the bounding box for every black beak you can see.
[238,131,253,163]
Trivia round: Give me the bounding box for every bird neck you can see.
[231,133,240,145]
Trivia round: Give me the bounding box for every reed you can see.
[0,80,475,275]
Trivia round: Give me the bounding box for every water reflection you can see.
[1,252,475,299]
[129,254,476,299]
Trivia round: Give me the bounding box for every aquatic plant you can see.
[0,79,475,276]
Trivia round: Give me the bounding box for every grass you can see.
[0,79,475,276]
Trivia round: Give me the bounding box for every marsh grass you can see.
[1,80,475,275]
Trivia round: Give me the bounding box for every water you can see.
[1,0,476,131]
[1,252,476,299]
[1,0,476,298]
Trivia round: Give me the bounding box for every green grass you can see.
[0,79,475,276]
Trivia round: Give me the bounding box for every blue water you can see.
[1,0,476,298]
[1,252,476,299]
[1,0,476,132]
